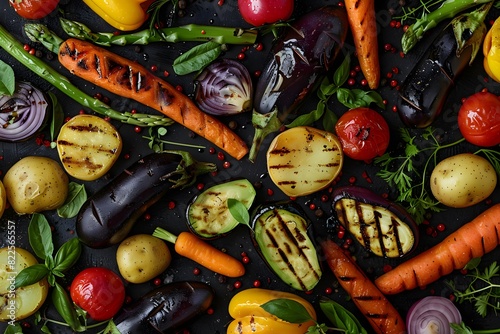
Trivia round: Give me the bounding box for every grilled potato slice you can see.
[266,126,343,197]
[57,114,122,181]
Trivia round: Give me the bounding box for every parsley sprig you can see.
[448,260,500,318]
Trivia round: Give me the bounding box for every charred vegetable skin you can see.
[332,186,419,258]
[76,151,216,248]
[112,281,214,334]
[250,201,322,291]
[249,5,348,161]
[396,5,489,128]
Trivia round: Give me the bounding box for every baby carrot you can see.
[375,203,500,295]
[344,0,380,89]
[153,227,245,278]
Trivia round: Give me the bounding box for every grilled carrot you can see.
[320,239,406,334]
[153,227,245,278]
[344,0,380,89]
[375,203,500,295]
[58,38,248,160]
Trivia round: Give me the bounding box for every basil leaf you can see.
[173,41,222,75]
[261,298,313,324]
[333,54,350,87]
[14,264,49,288]
[286,102,325,128]
[227,198,250,228]
[53,238,82,272]
[48,92,64,143]
[28,213,54,261]
[322,105,338,133]
[57,183,87,218]
[319,298,368,334]
[4,322,23,334]
[52,282,84,332]
[0,60,15,95]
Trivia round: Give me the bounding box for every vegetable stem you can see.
[60,18,258,47]
[0,23,173,127]
[401,0,493,53]
[152,227,178,244]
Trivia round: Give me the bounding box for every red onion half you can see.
[406,296,462,334]
[194,59,253,116]
[0,81,49,142]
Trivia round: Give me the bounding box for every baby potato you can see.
[0,247,49,321]
[116,234,171,284]
[430,153,497,208]
[3,156,69,214]
[0,181,6,219]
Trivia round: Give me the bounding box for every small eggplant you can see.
[331,186,419,258]
[111,281,214,334]
[249,5,348,161]
[186,178,256,239]
[76,151,216,248]
[397,4,491,128]
[250,201,322,291]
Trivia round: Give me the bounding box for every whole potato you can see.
[116,234,171,284]
[0,181,6,219]
[3,156,69,214]
[430,153,497,208]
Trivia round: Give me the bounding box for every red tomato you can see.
[335,107,390,161]
[457,91,500,147]
[70,267,125,321]
[237,0,294,26]
[9,0,59,19]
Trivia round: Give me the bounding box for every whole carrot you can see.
[344,0,380,89]
[320,239,406,334]
[153,227,245,278]
[375,203,500,295]
[58,38,249,160]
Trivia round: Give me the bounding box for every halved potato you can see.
[266,126,343,197]
[57,114,122,181]
[0,247,49,321]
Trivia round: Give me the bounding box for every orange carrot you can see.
[153,227,245,278]
[344,0,380,89]
[375,203,500,295]
[320,239,406,334]
[58,38,248,160]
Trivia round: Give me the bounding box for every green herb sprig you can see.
[261,297,368,334]
[448,260,500,318]
[286,54,385,133]
[143,127,206,152]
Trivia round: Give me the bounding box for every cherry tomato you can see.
[70,267,125,321]
[335,107,390,161]
[237,0,294,26]
[457,91,500,147]
[9,0,59,20]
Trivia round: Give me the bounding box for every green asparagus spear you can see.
[0,23,173,127]
[401,0,494,54]
[59,17,258,47]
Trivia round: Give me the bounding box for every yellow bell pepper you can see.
[227,288,317,334]
[483,16,500,83]
[83,0,154,31]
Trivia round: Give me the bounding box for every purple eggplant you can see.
[331,186,419,258]
[111,281,214,334]
[396,4,490,128]
[248,5,348,161]
[76,151,216,248]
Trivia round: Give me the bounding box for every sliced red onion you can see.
[406,296,462,334]
[194,59,253,116]
[0,81,49,142]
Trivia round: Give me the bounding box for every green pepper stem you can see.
[60,18,258,47]
[1,23,173,127]
[401,0,493,53]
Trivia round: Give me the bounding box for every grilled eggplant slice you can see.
[331,186,419,258]
[250,201,322,291]
[186,179,256,239]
